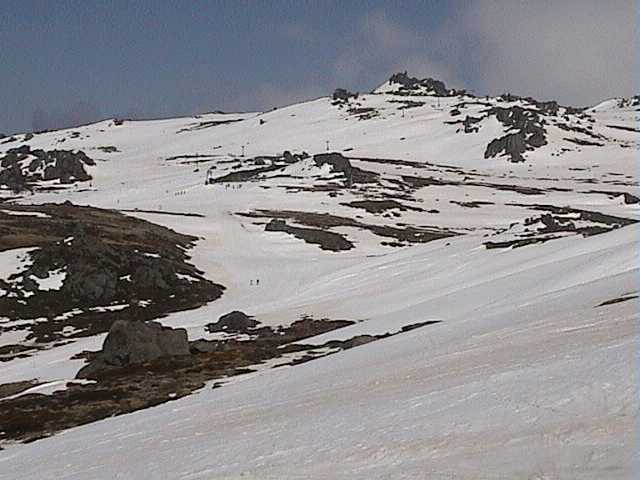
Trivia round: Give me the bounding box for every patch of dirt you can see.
[118,208,206,218]
[239,209,457,247]
[450,200,495,208]
[605,124,640,133]
[0,202,224,345]
[0,380,40,400]
[564,137,604,147]
[0,315,439,445]
[585,190,640,204]
[265,219,354,251]
[484,204,638,249]
[96,146,119,153]
[341,199,424,214]
[176,118,243,133]
[596,295,638,307]
[210,163,285,183]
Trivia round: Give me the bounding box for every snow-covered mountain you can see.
[0,74,638,479]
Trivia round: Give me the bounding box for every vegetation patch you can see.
[0,313,439,445]
[0,202,224,346]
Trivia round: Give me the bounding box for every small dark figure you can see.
[256,279,259,286]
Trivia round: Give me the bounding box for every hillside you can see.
[0,74,638,479]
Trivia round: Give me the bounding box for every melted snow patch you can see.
[0,329,30,348]
[0,247,37,282]
[31,268,67,291]
[89,304,129,313]
[176,273,199,283]
[0,209,50,218]
[4,379,96,401]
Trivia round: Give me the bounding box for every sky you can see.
[0,0,637,134]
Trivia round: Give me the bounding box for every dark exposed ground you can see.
[239,209,457,248]
[484,205,638,249]
[0,315,440,445]
[341,199,424,214]
[0,380,40,400]
[0,202,224,350]
[0,145,94,192]
[264,218,355,251]
[596,295,638,307]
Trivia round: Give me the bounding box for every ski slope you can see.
[0,79,638,479]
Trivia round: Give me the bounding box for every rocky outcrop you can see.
[332,88,358,102]
[387,72,464,97]
[0,202,225,344]
[0,145,94,191]
[485,133,528,163]
[313,153,378,186]
[17,224,213,306]
[314,152,353,178]
[206,311,259,333]
[0,163,26,192]
[76,320,190,379]
[482,106,548,162]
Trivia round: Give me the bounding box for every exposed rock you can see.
[76,320,190,379]
[312,152,380,184]
[282,150,299,164]
[332,88,358,102]
[461,115,482,133]
[313,152,353,179]
[482,106,548,162]
[0,145,94,190]
[0,202,225,344]
[0,163,26,192]
[346,106,379,120]
[387,72,464,97]
[206,311,259,334]
[485,132,528,163]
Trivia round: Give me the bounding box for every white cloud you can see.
[217,2,637,115]
[335,2,636,105]
[332,9,462,91]
[453,0,637,105]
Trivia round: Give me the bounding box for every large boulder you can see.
[313,152,352,176]
[77,320,190,379]
[206,310,258,333]
[388,72,460,97]
[332,88,358,102]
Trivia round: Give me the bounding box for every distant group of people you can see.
[224,183,242,190]
[249,279,260,286]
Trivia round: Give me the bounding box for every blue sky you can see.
[1,0,636,134]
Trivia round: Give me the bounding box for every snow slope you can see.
[0,80,638,479]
